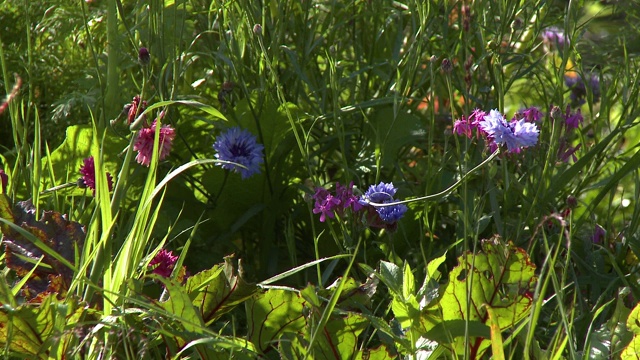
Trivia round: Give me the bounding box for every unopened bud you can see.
[253,24,262,35]
[138,47,150,66]
[550,106,562,121]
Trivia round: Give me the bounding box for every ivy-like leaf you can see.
[439,237,537,358]
[0,198,84,301]
[185,255,257,325]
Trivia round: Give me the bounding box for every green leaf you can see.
[185,256,258,325]
[367,106,423,167]
[402,262,415,301]
[0,294,86,358]
[439,237,537,357]
[378,261,403,297]
[161,277,206,333]
[246,289,307,354]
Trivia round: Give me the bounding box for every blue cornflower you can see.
[360,182,407,224]
[213,127,264,179]
[479,109,539,152]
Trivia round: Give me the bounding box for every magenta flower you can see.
[149,249,178,278]
[126,95,147,125]
[453,117,473,138]
[592,224,606,244]
[312,182,365,222]
[134,120,176,166]
[79,156,114,195]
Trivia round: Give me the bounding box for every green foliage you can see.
[1,0,640,358]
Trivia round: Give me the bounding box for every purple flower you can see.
[565,73,601,106]
[312,182,363,222]
[79,156,114,195]
[213,127,264,179]
[542,27,569,49]
[478,109,539,152]
[360,182,408,224]
[564,106,583,130]
[312,188,341,222]
[558,141,581,163]
[138,47,150,66]
[335,182,364,212]
[454,117,473,138]
[518,107,543,122]
[149,249,178,278]
[592,224,606,244]
[134,120,176,166]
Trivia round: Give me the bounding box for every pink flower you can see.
[149,249,178,278]
[133,120,176,166]
[79,156,114,195]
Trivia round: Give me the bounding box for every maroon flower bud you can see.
[138,47,150,66]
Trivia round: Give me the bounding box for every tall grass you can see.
[1,0,640,358]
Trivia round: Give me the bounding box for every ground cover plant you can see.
[1,0,640,358]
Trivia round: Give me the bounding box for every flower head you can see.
[478,109,539,152]
[565,73,600,106]
[134,120,176,167]
[149,249,178,278]
[79,156,114,195]
[213,127,264,179]
[518,107,543,122]
[360,182,408,224]
[138,47,150,66]
[542,27,569,50]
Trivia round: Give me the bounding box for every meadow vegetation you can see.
[1,0,640,358]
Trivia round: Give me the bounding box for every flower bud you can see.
[138,47,150,66]
[253,24,262,36]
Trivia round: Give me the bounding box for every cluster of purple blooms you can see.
[541,27,569,50]
[555,105,584,163]
[453,108,540,153]
[312,181,407,231]
[565,73,601,107]
[213,127,264,179]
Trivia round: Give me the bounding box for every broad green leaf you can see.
[378,261,403,297]
[285,313,370,359]
[246,289,307,353]
[439,238,537,357]
[161,277,206,333]
[0,294,86,358]
[622,301,640,359]
[392,295,421,330]
[185,256,258,325]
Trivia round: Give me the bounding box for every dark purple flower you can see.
[335,182,364,212]
[213,127,264,179]
[557,140,581,163]
[149,249,178,278]
[564,106,583,130]
[565,73,601,106]
[79,156,114,195]
[138,47,150,65]
[592,224,606,244]
[134,120,176,166]
[518,107,543,122]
